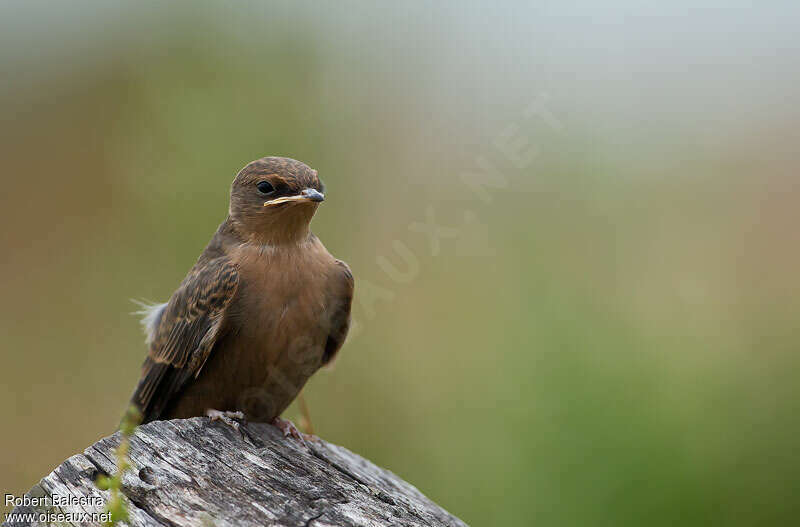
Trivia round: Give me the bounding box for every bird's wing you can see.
[322,259,354,365]
[130,256,239,422]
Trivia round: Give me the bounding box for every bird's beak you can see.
[300,188,325,202]
[264,188,325,207]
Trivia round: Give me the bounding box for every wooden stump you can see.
[3,418,467,527]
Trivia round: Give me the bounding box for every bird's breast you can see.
[225,242,336,389]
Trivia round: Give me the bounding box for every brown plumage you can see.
[130,157,353,425]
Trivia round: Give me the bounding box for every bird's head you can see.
[229,157,325,245]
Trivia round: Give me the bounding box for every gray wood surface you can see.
[4,418,467,527]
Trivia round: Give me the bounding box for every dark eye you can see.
[256,181,274,194]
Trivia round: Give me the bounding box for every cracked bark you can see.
[3,418,467,527]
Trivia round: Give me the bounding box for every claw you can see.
[271,416,309,448]
[206,409,246,439]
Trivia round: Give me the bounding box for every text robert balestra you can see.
[5,493,104,507]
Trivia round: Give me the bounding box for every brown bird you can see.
[129,157,353,438]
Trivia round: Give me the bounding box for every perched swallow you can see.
[129,157,353,437]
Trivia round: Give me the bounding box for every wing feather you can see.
[322,259,354,366]
[130,256,239,422]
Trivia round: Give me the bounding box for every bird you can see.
[128,157,353,439]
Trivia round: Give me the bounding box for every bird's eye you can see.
[256,181,274,194]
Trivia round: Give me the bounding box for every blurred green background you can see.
[2,2,799,525]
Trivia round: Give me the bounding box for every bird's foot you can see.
[206,409,247,438]
[206,409,263,446]
[271,416,311,447]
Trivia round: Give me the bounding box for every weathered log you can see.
[4,418,466,527]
